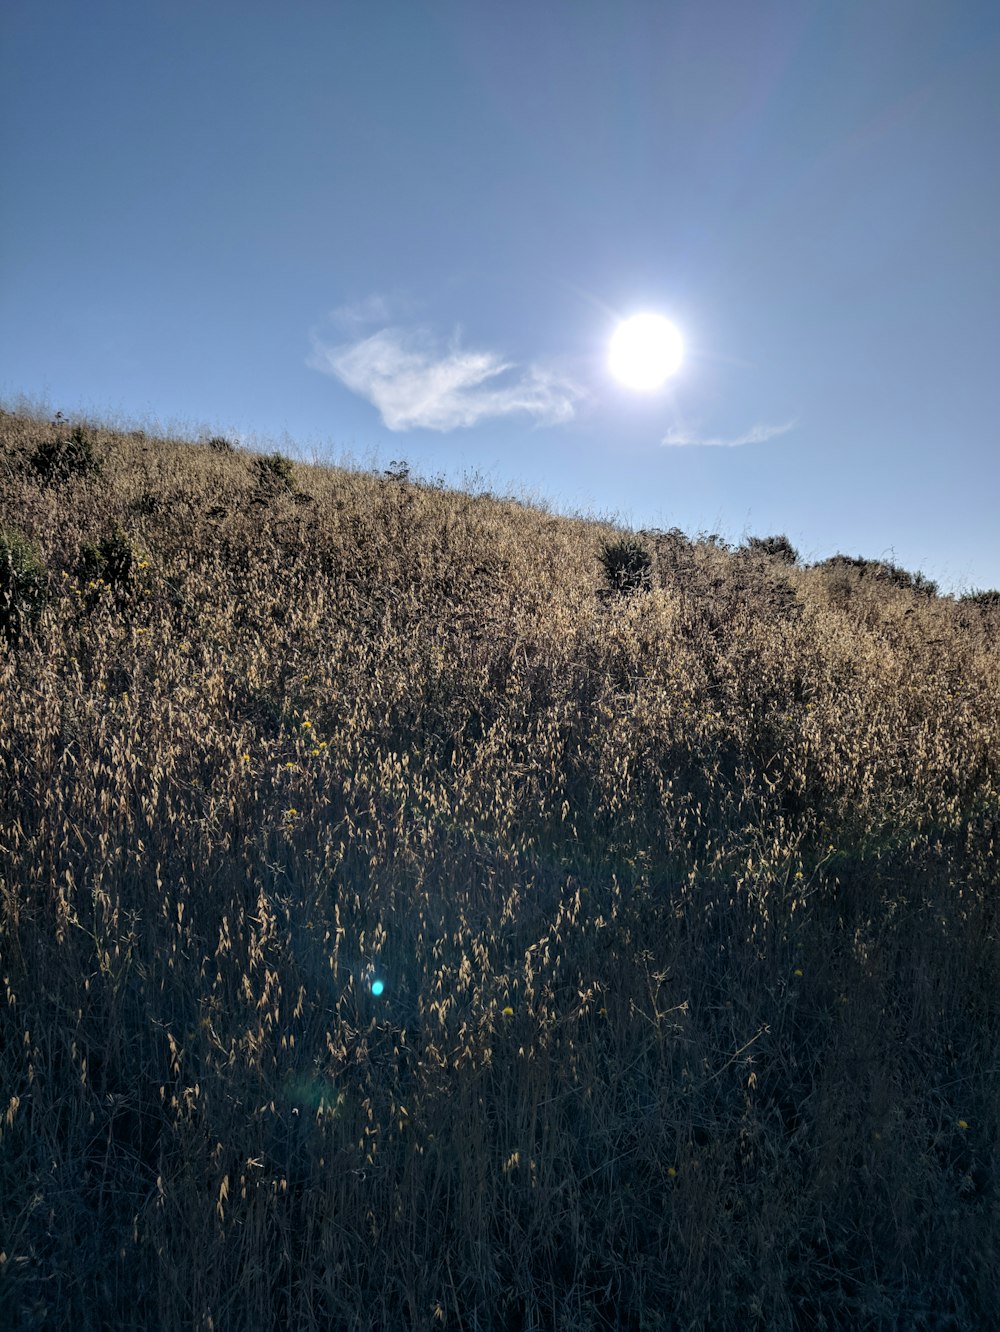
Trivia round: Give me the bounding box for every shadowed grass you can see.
[0,406,997,1330]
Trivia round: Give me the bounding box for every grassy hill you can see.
[1,408,998,1330]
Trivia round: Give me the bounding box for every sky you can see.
[3,0,999,594]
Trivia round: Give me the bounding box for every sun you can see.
[609,313,683,391]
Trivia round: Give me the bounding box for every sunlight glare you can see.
[609,313,683,391]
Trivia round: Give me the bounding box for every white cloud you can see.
[327,294,397,330]
[661,420,797,448]
[309,326,585,432]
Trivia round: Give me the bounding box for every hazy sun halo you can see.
[609,313,683,391]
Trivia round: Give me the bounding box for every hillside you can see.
[1,408,998,1330]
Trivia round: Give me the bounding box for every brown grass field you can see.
[1,407,997,1330]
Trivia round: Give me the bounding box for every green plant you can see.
[744,533,799,565]
[207,436,235,453]
[77,524,135,604]
[597,538,653,599]
[960,588,1000,610]
[815,553,938,597]
[0,527,47,644]
[254,452,295,494]
[28,425,103,485]
[384,459,411,483]
[131,491,161,516]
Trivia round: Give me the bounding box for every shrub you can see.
[77,525,135,604]
[384,459,411,483]
[907,570,939,598]
[960,589,1000,610]
[744,534,799,565]
[207,436,235,453]
[814,554,937,598]
[697,531,733,551]
[0,527,48,645]
[254,452,295,495]
[598,538,653,600]
[132,491,160,516]
[28,425,103,485]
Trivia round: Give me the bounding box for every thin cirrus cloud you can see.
[308,323,586,433]
[661,420,797,448]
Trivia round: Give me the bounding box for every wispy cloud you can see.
[326,294,399,330]
[309,325,586,432]
[661,420,797,448]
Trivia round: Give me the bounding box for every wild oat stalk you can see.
[0,407,997,1330]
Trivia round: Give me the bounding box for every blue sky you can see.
[3,0,999,594]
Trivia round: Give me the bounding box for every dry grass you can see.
[1,406,997,1330]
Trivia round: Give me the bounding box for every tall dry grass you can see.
[1,407,997,1330]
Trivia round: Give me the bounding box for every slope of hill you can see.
[1,409,998,1330]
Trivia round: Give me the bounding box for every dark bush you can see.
[598,539,653,600]
[960,589,1000,610]
[912,574,938,597]
[0,528,48,645]
[814,554,937,598]
[697,532,733,551]
[744,534,799,565]
[132,491,161,516]
[638,526,690,551]
[254,452,296,495]
[78,525,135,604]
[207,436,235,453]
[28,425,103,486]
